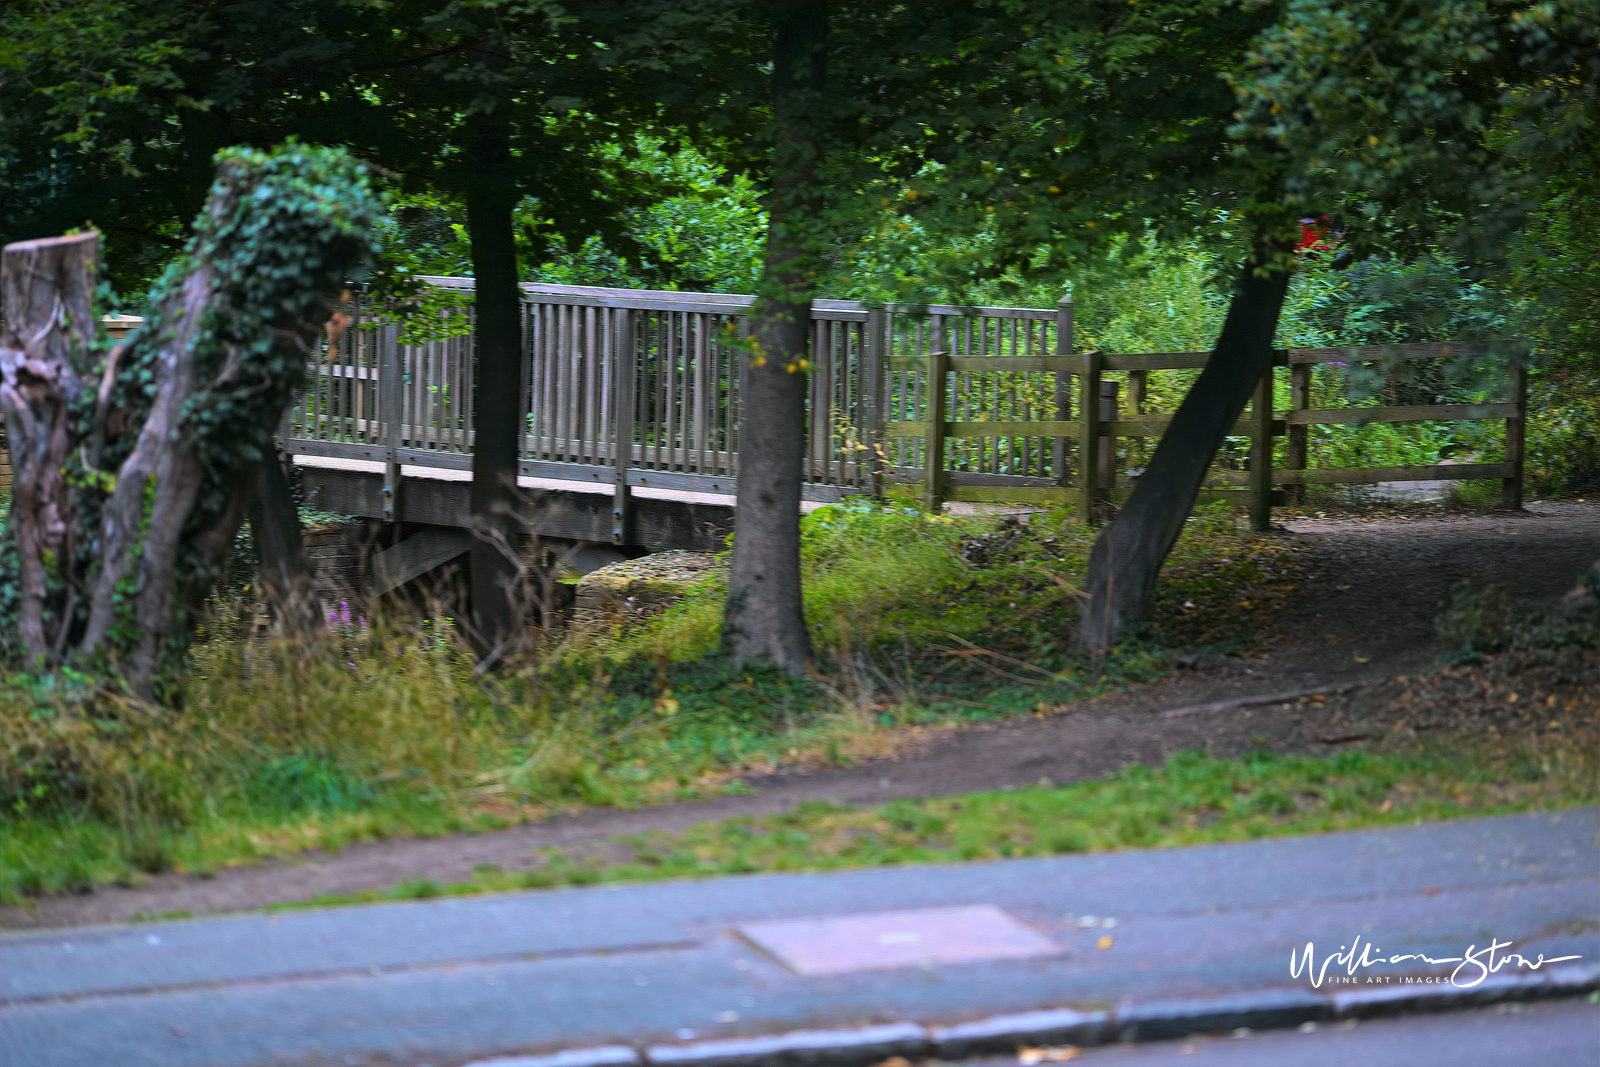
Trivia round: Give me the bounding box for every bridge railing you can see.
[276,279,1524,536]
[280,280,1077,527]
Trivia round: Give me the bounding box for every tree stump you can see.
[0,232,99,663]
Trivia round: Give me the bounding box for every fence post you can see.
[862,306,887,499]
[380,319,402,524]
[1053,294,1074,486]
[1077,348,1103,524]
[923,346,948,513]
[1286,358,1310,506]
[1503,349,1527,510]
[1248,362,1275,532]
[1097,380,1119,492]
[612,309,637,544]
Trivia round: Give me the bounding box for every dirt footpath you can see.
[6,501,1596,930]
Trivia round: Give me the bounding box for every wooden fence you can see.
[16,279,1499,537]
[890,339,1527,528]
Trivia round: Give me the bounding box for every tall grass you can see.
[0,503,1298,904]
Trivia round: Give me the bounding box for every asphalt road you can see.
[3,808,1596,1067]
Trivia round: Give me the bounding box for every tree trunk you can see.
[0,233,97,665]
[465,118,529,666]
[3,147,376,699]
[248,448,323,641]
[721,1,828,676]
[80,263,218,692]
[1077,243,1291,651]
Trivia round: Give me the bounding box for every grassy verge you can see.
[0,502,1299,905]
[270,738,1598,910]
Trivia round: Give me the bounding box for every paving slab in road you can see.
[2,808,1596,1067]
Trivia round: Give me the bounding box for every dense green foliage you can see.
[4,0,1594,491]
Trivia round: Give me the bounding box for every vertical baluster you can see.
[584,305,599,465]
[832,316,844,483]
[664,310,677,469]
[613,308,637,544]
[463,303,476,461]
[527,303,542,460]
[453,315,466,453]
[690,312,705,475]
[1054,295,1074,487]
[670,310,684,470]
[730,312,746,477]
[924,345,948,513]
[810,319,826,487]
[539,304,555,460]
[562,304,577,462]
[1077,348,1103,524]
[425,330,437,451]
[842,320,858,485]
[862,308,886,497]
[381,319,401,524]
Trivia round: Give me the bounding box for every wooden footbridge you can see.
[72,279,1524,595]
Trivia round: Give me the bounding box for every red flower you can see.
[1296,215,1336,253]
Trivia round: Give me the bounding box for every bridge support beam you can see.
[371,528,470,597]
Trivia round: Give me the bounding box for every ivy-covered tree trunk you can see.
[464,115,531,666]
[0,144,382,699]
[1077,242,1291,651]
[721,0,828,676]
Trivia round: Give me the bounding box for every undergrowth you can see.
[0,502,1311,905]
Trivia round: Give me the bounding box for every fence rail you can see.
[271,279,1527,535]
[881,338,1527,526]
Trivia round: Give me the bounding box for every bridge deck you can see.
[293,455,829,556]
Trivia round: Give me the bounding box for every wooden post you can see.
[1286,359,1310,506]
[612,309,637,544]
[1053,294,1073,486]
[862,306,887,499]
[1128,369,1147,414]
[1097,379,1119,491]
[923,346,948,513]
[1249,363,1274,532]
[1503,352,1526,510]
[1077,348,1103,524]
[380,319,402,524]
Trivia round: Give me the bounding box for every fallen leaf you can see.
[1018,1046,1080,1065]
[1354,657,1370,663]
[1097,934,1114,950]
